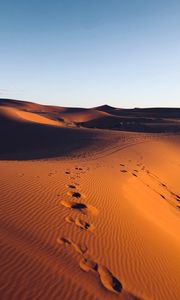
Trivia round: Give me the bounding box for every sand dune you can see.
[0,106,62,126]
[0,99,180,300]
[1,98,180,134]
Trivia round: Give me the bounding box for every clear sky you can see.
[0,0,180,108]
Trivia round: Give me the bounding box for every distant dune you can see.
[0,99,180,300]
[1,98,180,131]
[0,98,180,160]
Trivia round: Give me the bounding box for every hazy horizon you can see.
[1,97,180,109]
[0,0,180,108]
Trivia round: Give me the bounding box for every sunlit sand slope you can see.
[0,132,180,300]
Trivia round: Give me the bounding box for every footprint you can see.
[120,164,125,167]
[65,171,70,174]
[18,173,24,177]
[161,183,167,188]
[79,257,98,272]
[72,192,81,198]
[171,192,180,200]
[132,173,137,177]
[67,191,82,198]
[57,237,87,255]
[60,200,99,216]
[66,184,76,189]
[98,265,123,294]
[120,170,127,173]
[66,216,95,232]
[79,258,122,294]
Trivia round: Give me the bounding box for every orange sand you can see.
[0,99,180,300]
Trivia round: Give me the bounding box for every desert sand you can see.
[0,99,180,300]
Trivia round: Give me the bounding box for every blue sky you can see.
[0,0,180,107]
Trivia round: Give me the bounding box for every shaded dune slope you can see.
[0,99,141,160]
[0,115,98,160]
